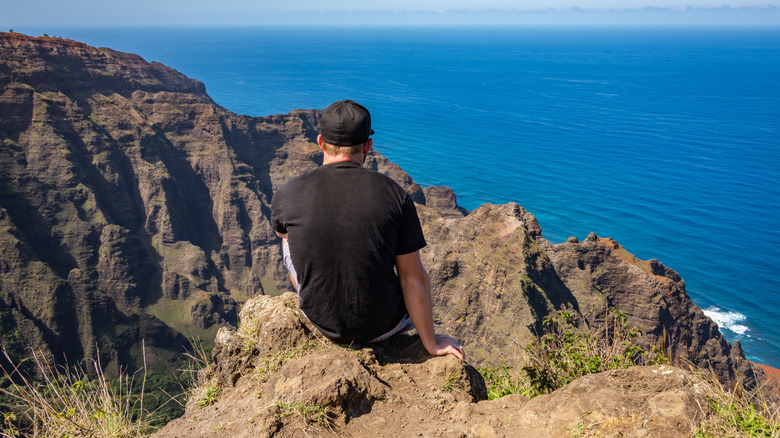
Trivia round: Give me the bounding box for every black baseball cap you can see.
[320,100,375,146]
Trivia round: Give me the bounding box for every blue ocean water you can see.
[18,26,780,365]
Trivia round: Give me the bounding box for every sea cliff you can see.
[0,32,773,435]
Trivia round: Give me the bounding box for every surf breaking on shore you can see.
[704,306,749,336]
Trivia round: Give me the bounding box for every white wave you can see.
[703,306,749,335]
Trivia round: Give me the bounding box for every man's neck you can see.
[322,153,364,166]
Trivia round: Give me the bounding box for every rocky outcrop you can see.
[417,201,766,389]
[154,293,712,438]
[190,292,238,329]
[512,365,710,437]
[154,293,487,437]
[0,31,766,395]
[545,233,760,388]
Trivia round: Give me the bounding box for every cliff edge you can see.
[154,293,712,438]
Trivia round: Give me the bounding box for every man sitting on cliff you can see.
[271,100,464,360]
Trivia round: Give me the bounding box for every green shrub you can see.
[478,364,524,400]
[520,308,667,398]
[479,308,668,400]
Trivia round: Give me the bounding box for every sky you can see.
[2,0,780,26]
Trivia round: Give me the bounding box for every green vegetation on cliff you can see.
[476,309,779,437]
[479,308,668,400]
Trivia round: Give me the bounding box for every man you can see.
[271,100,464,360]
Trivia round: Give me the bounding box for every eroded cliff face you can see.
[0,32,298,371]
[0,32,762,390]
[0,32,423,373]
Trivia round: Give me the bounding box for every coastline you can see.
[11,25,777,367]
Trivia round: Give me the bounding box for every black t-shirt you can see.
[270,161,426,342]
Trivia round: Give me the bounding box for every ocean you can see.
[16,26,780,366]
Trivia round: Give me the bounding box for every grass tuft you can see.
[195,384,218,408]
[178,337,220,411]
[692,370,780,437]
[478,364,524,400]
[0,349,153,437]
[255,340,323,384]
[443,375,457,392]
[276,399,333,429]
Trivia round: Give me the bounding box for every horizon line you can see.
[5,6,780,28]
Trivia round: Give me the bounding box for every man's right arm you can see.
[396,251,464,361]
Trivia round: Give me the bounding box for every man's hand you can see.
[428,333,465,361]
[397,251,465,361]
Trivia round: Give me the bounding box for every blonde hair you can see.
[321,140,365,156]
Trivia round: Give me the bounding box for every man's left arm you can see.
[396,251,464,360]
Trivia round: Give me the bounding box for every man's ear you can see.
[317,134,325,152]
[363,138,373,155]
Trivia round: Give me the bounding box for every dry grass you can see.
[692,370,780,437]
[0,348,153,437]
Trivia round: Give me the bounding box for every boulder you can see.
[513,365,709,437]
